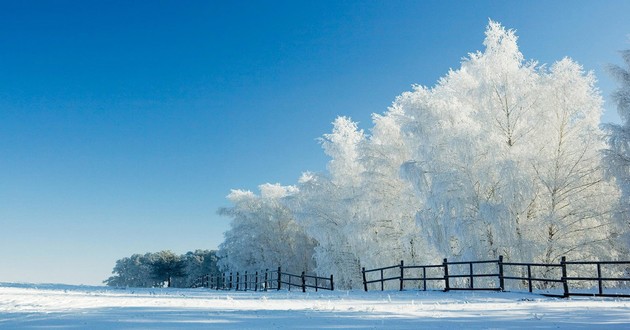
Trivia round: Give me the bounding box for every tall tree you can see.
[604,48,630,251]
[290,117,366,288]
[394,21,619,263]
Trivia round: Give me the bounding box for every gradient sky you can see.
[1,1,629,285]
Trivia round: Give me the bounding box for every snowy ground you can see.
[2,283,630,329]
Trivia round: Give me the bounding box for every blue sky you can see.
[1,1,629,285]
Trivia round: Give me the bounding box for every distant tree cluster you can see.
[218,21,630,289]
[104,250,219,288]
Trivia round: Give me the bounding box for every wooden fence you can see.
[362,256,630,298]
[194,267,334,292]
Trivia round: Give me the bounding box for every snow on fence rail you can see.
[192,267,334,292]
[362,256,630,298]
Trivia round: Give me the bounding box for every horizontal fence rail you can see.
[443,257,502,292]
[501,260,565,297]
[362,256,630,298]
[194,267,333,293]
[563,260,630,298]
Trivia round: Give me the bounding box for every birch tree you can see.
[604,48,630,252]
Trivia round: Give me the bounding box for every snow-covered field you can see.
[2,283,630,329]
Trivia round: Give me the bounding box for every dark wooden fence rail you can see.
[279,271,304,291]
[194,267,334,292]
[302,272,334,292]
[362,256,630,298]
[362,258,502,292]
[501,259,564,297]
[403,263,445,291]
[563,260,630,298]
[443,257,502,292]
[361,263,403,291]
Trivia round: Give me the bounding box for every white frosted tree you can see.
[390,21,619,264]
[292,115,432,289]
[604,48,630,252]
[354,110,431,269]
[217,184,316,274]
[389,22,541,261]
[289,117,366,289]
[530,59,620,263]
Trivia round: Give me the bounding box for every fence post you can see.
[255,271,259,292]
[400,260,405,291]
[380,269,384,291]
[498,255,505,291]
[230,272,233,290]
[597,263,603,295]
[443,258,450,292]
[244,271,248,291]
[362,267,368,292]
[277,266,282,291]
[469,262,474,289]
[561,256,569,298]
[422,266,427,291]
[330,274,334,291]
[301,271,306,293]
[236,272,240,291]
[264,269,269,291]
[527,265,532,293]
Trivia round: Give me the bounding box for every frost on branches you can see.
[218,21,626,289]
[604,48,630,251]
[217,184,317,274]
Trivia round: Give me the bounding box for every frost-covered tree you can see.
[604,48,630,251]
[394,21,619,263]
[354,111,430,268]
[217,184,316,274]
[529,59,618,263]
[217,20,624,289]
[289,117,367,288]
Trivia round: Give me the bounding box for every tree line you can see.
[217,20,630,290]
[104,250,219,288]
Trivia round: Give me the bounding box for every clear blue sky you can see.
[1,1,629,285]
